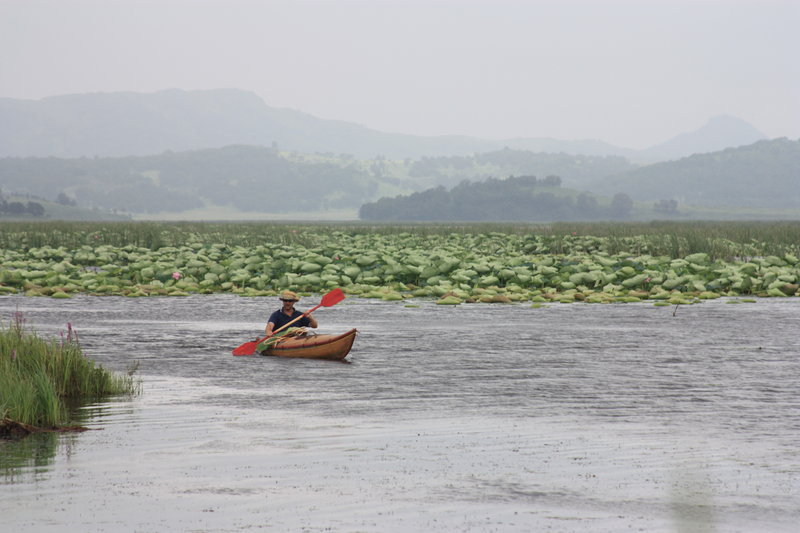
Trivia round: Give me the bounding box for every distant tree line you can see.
[0,190,46,217]
[359,175,636,222]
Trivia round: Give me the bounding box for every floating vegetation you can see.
[0,221,798,304]
[0,313,138,434]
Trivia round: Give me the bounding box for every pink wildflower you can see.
[172,271,182,280]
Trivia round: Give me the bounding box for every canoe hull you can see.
[259,329,357,360]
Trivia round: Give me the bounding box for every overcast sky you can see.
[2,0,798,149]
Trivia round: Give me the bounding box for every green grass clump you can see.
[0,313,138,429]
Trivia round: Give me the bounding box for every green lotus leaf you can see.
[479,275,499,287]
[621,274,648,288]
[355,255,378,267]
[300,262,322,273]
[343,266,361,279]
[420,265,438,278]
[697,291,721,299]
[765,255,786,267]
[685,253,709,265]
[537,265,558,276]
[381,292,404,301]
[497,269,515,280]
[301,274,323,285]
[661,276,686,290]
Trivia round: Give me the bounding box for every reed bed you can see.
[1,220,798,258]
[0,312,138,429]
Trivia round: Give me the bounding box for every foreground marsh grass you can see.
[0,313,138,433]
[0,221,798,304]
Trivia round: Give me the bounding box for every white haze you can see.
[1,0,798,149]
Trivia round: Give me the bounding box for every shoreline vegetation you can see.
[0,221,798,304]
[0,313,138,439]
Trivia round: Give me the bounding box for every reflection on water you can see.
[0,431,60,477]
[1,294,799,532]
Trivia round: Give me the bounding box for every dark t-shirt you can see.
[268,308,310,331]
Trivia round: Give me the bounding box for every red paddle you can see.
[232,288,345,356]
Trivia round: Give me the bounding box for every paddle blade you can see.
[320,287,345,307]
[232,341,258,356]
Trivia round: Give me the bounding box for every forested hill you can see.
[0,146,381,214]
[359,175,634,222]
[589,138,800,208]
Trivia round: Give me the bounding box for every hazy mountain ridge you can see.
[640,115,769,160]
[0,89,769,161]
[588,138,800,208]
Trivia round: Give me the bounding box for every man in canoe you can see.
[265,290,319,337]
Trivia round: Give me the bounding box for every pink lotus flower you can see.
[172,272,182,280]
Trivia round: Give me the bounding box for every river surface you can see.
[1,294,798,532]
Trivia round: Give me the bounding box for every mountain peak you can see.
[643,115,768,160]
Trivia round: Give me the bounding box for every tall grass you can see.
[0,220,798,259]
[0,313,138,428]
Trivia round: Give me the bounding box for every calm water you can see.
[1,294,798,532]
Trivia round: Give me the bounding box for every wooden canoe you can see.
[259,329,357,360]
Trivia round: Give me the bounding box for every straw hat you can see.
[279,290,299,302]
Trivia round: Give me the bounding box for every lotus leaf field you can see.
[1,222,799,305]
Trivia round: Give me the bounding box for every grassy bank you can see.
[0,313,138,433]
